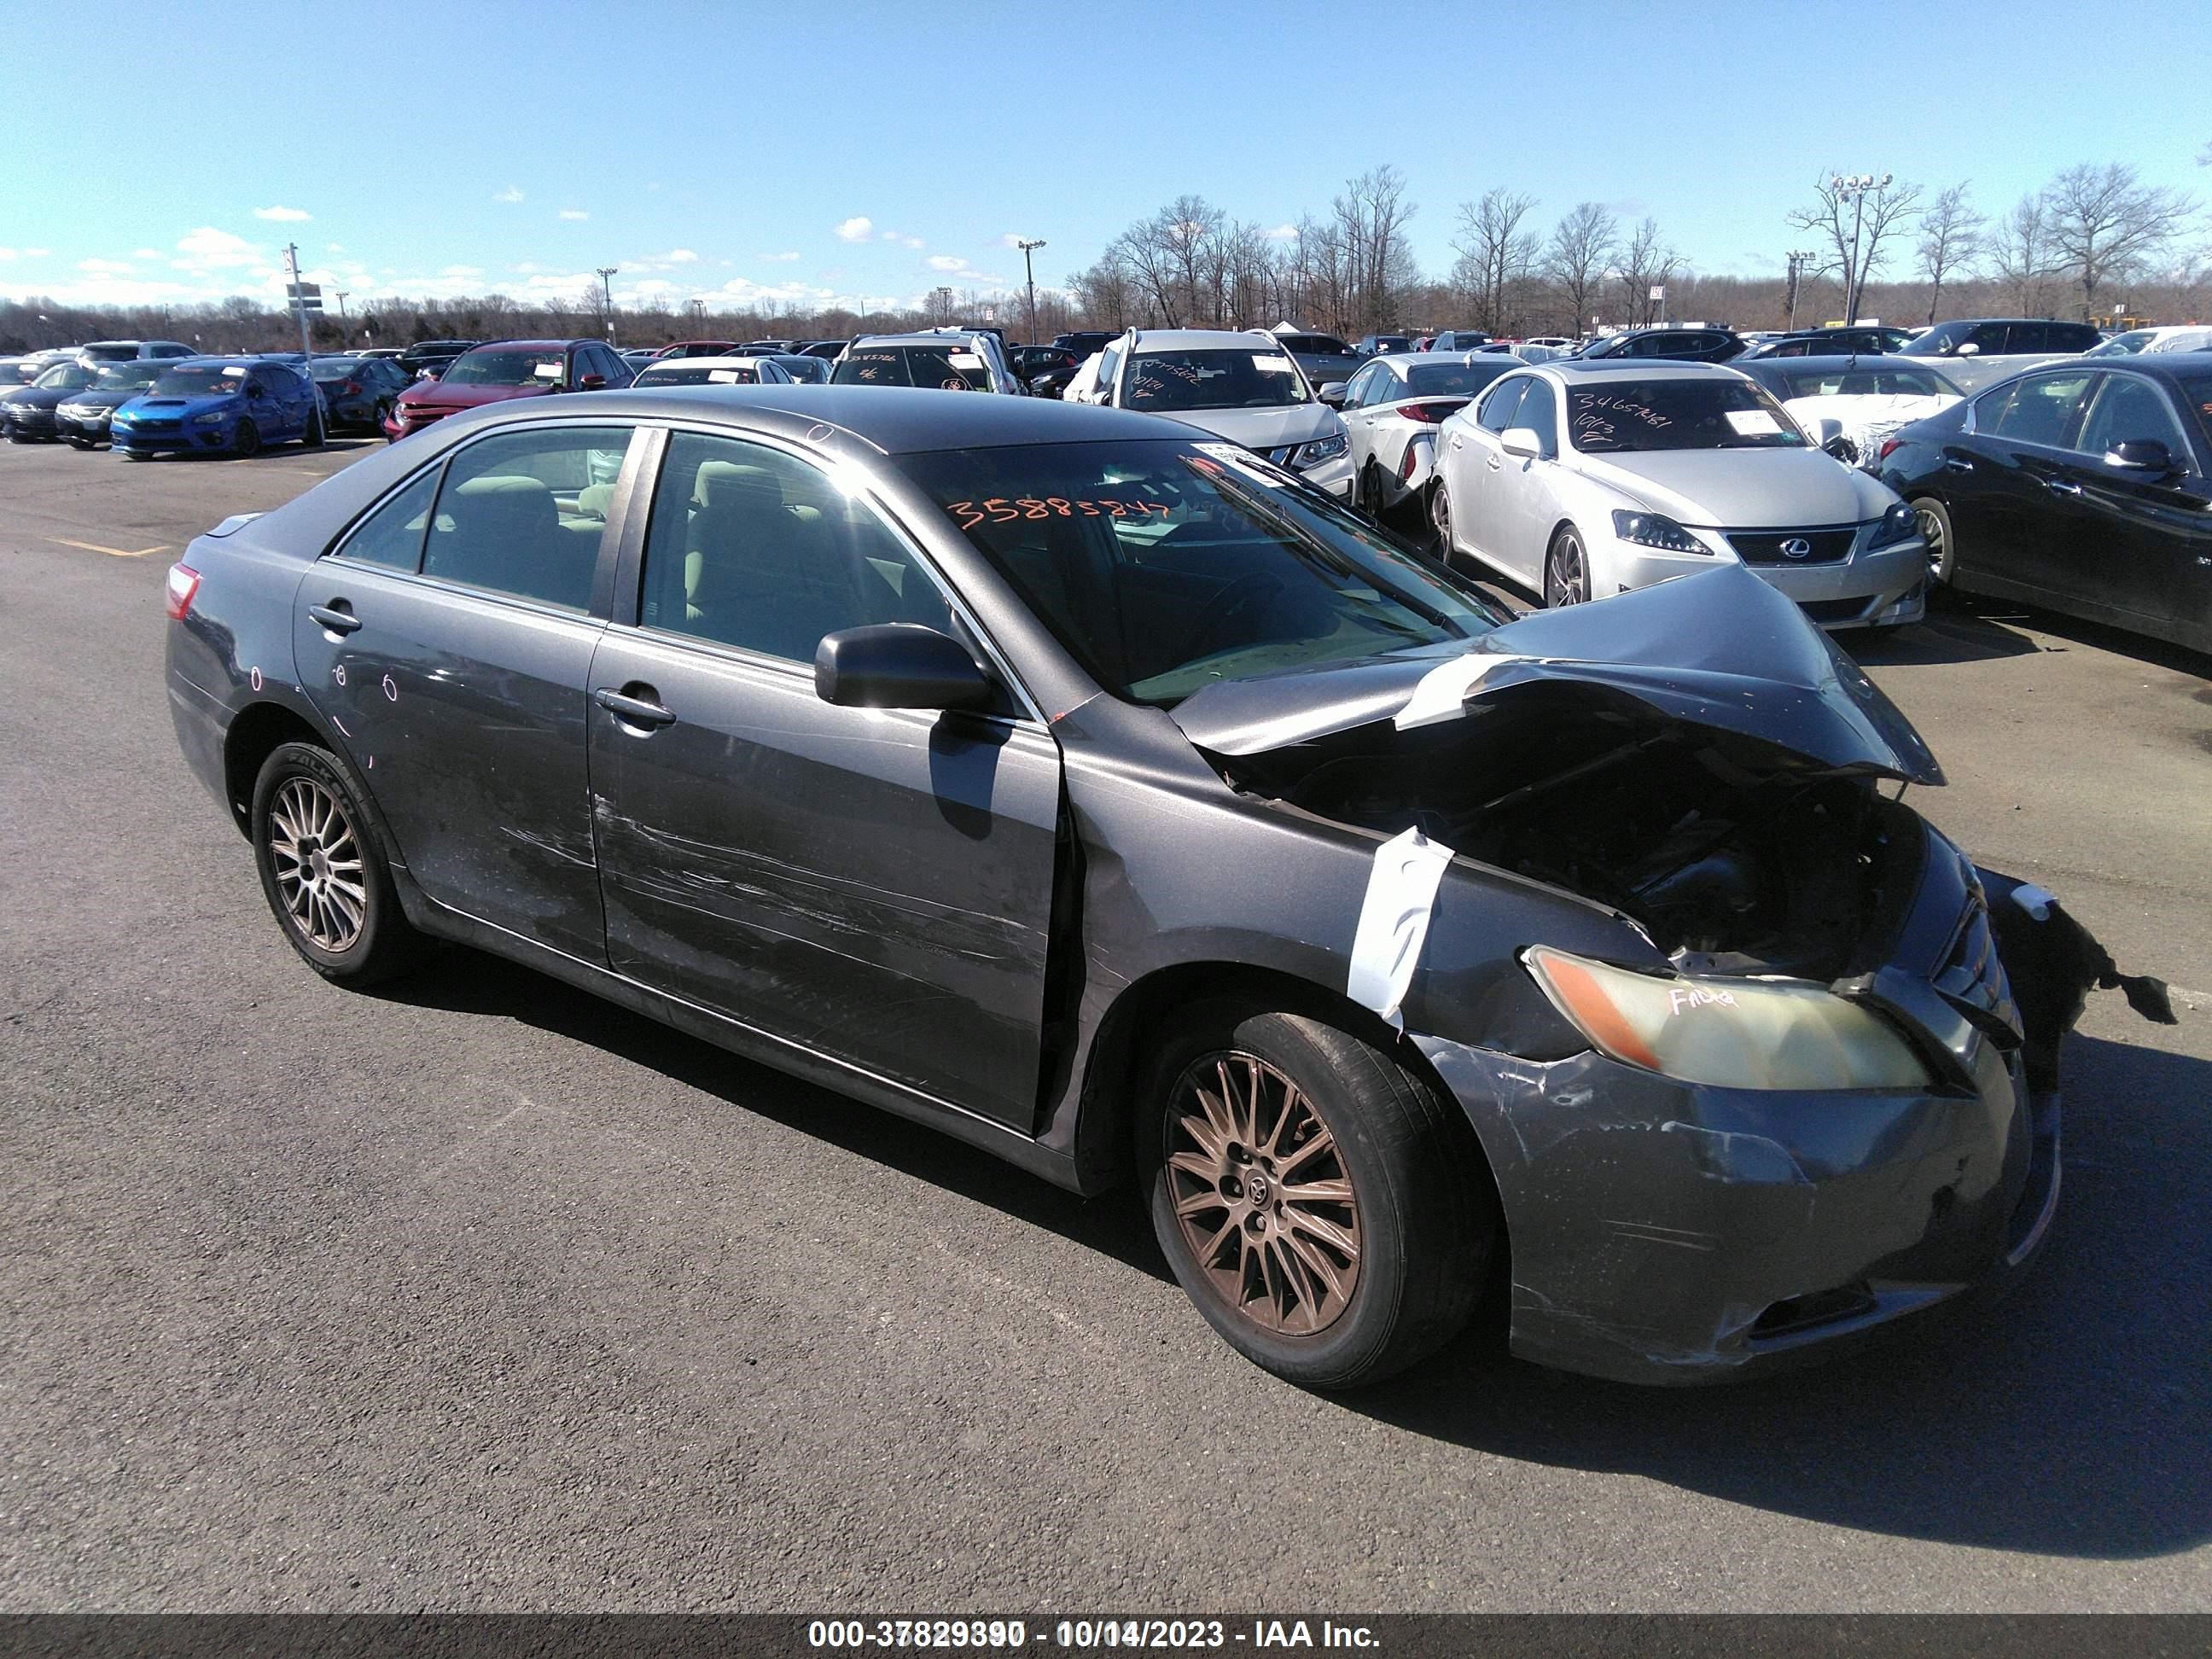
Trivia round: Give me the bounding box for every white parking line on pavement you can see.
[49,538,172,558]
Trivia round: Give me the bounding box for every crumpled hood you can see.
[398,381,550,414]
[1167,562,1943,784]
[1784,393,1962,448]
[1583,445,1882,528]
[1161,402,1340,451]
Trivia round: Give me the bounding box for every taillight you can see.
[1394,400,1464,423]
[1399,437,1428,481]
[165,562,201,620]
[342,380,362,395]
[1877,436,1902,463]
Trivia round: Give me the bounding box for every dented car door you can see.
[586,429,1064,1130]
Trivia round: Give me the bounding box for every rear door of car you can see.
[1948,368,2095,595]
[585,427,1064,1131]
[292,421,641,959]
[2050,370,2212,635]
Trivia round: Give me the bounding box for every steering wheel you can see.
[1179,573,1284,663]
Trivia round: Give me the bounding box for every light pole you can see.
[596,266,620,346]
[333,290,348,321]
[1017,238,1046,344]
[1831,172,1891,324]
[1784,250,1816,329]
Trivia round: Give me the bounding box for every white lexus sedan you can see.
[1430,360,1928,630]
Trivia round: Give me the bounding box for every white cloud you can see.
[253,205,311,222]
[494,186,525,204]
[667,247,699,263]
[172,227,264,271]
[1266,223,1297,240]
[134,247,160,259]
[998,233,1034,248]
[835,217,874,242]
[882,230,925,249]
[325,242,344,253]
[921,255,1010,287]
[925,255,966,272]
[760,251,800,262]
[0,247,17,260]
[559,208,589,222]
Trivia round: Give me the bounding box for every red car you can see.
[382,339,633,440]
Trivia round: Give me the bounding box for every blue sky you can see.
[3,0,2203,317]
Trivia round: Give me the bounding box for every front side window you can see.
[420,426,630,610]
[335,469,440,570]
[896,439,1505,706]
[1966,323,2011,354]
[1977,372,2093,447]
[1566,378,1807,452]
[1342,364,1382,407]
[2074,375,2191,459]
[1476,377,1529,433]
[1514,380,1560,454]
[34,362,96,390]
[638,433,952,663]
[2174,373,2212,452]
[1121,348,1310,412]
[439,350,567,387]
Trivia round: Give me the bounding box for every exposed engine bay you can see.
[1212,682,1930,981]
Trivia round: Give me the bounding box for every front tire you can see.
[232,419,261,458]
[1138,1004,1495,1389]
[1429,480,1456,561]
[1545,526,1592,608]
[251,742,422,986]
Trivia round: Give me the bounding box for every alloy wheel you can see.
[1547,533,1589,606]
[1166,1051,1362,1336]
[266,776,366,952]
[1915,504,1946,583]
[1429,484,1452,554]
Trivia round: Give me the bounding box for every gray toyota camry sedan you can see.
[166,385,2131,1388]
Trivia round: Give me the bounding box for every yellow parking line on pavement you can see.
[50,538,172,558]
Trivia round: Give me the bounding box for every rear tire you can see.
[1429,480,1456,560]
[1913,497,1958,589]
[300,410,323,449]
[1138,1002,1496,1389]
[250,742,424,987]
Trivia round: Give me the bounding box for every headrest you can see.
[693,460,781,511]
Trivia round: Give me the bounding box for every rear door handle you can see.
[1487,454,1502,471]
[1942,457,1975,474]
[594,684,676,731]
[2046,478,2082,496]
[306,602,362,636]
[1450,434,1463,449]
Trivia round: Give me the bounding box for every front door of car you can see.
[2052,372,2212,632]
[1491,376,1563,582]
[586,430,1065,1131]
[1341,364,1385,475]
[292,422,636,960]
[1451,375,1528,576]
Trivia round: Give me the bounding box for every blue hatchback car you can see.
[111,358,323,459]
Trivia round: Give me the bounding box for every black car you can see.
[1880,353,2212,654]
[1272,331,1366,389]
[1355,334,1414,356]
[396,340,480,381]
[310,355,413,434]
[1741,327,1907,359]
[54,358,166,447]
[795,340,850,360]
[166,385,2139,1390]
[1052,330,1118,359]
[1010,344,1080,397]
[0,357,98,441]
[1579,328,1746,364]
[1896,318,2103,364]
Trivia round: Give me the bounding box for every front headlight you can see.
[1870,502,1919,547]
[1610,509,1708,554]
[192,411,227,425]
[1523,945,1931,1091]
[1293,430,1348,468]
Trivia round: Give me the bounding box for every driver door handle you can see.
[2046,478,2082,496]
[306,602,362,636]
[1487,454,1502,471]
[594,684,676,731]
[1943,456,1975,474]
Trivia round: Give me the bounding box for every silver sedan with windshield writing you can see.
[1431,360,1929,629]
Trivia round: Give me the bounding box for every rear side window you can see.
[1977,371,2093,446]
[336,469,439,570]
[421,426,631,610]
[638,432,952,663]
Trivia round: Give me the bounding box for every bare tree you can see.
[1916,183,1985,323]
[2043,162,2198,318]
[1786,173,1924,323]
[1614,217,1679,325]
[1449,189,1539,331]
[1326,166,1419,335]
[1541,202,1617,335]
[1990,192,2060,315]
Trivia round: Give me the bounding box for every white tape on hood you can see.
[1347,826,1455,1032]
[2010,882,2058,923]
[1394,651,1537,730]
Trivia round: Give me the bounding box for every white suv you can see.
[1071,328,1353,499]
[830,329,1026,394]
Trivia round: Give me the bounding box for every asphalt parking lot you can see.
[3,435,2208,1613]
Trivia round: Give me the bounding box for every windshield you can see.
[440,350,564,387]
[93,364,162,391]
[79,346,139,363]
[1778,365,1957,399]
[150,365,250,397]
[1568,379,1807,452]
[831,345,992,390]
[1406,361,1513,398]
[1124,349,1310,412]
[897,439,1505,705]
[33,362,96,390]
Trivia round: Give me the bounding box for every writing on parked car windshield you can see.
[440,352,565,387]
[1123,351,1307,412]
[1569,381,1806,452]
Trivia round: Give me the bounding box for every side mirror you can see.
[1499,425,1543,459]
[577,373,607,392]
[2107,438,2174,474]
[814,624,994,712]
[1953,341,1980,358]
[1813,417,1845,447]
[1317,382,1348,408]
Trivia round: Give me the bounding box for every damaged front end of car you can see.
[1170,565,2166,1383]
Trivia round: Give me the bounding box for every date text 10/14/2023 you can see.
[806,1621,1381,1650]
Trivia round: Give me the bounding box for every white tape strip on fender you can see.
[1347,827,1455,1032]
[1393,652,1535,731]
[2010,882,2058,922]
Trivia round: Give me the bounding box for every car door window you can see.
[1966,323,2011,355]
[1094,347,1121,399]
[1981,371,2093,447]
[421,425,630,610]
[1476,376,1528,432]
[2008,323,2050,354]
[335,469,439,570]
[639,432,952,663]
[1347,364,1383,407]
[2075,375,2192,460]
[1514,379,1559,454]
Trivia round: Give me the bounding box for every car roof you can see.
[500,382,1207,452]
[634,354,783,372]
[1124,329,1284,351]
[455,338,596,352]
[1546,359,1749,382]
[850,331,998,347]
[2050,350,2212,382]
[1742,354,1949,374]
